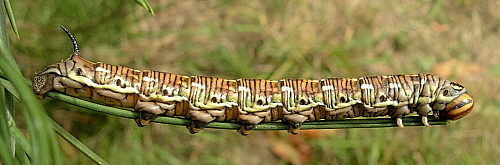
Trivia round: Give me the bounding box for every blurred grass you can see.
[8,0,500,164]
[1,0,64,164]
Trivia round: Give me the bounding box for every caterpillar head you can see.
[32,53,96,98]
[434,81,474,120]
[32,26,96,98]
[32,65,61,98]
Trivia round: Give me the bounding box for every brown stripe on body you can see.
[30,27,475,135]
[321,78,359,120]
[185,76,237,133]
[370,76,390,117]
[237,79,278,122]
[222,79,239,121]
[172,74,191,116]
[427,74,446,101]
[280,79,322,134]
[398,75,415,107]
[358,76,374,112]
[188,76,235,121]
[407,74,422,107]
[236,79,281,135]
[93,63,107,85]
[89,63,139,107]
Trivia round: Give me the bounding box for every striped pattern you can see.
[30,27,474,135]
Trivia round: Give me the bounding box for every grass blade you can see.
[0,1,19,164]
[0,77,20,99]
[0,39,60,165]
[14,145,32,165]
[10,125,33,158]
[3,0,19,38]
[50,118,110,165]
[134,0,154,15]
[1,73,105,164]
[0,87,15,165]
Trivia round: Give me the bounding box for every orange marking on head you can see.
[444,93,474,120]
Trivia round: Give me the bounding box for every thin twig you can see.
[45,91,449,131]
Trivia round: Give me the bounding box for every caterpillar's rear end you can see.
[31,27,474,135]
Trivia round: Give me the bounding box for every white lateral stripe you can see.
[238,86,250,92]
[281,86,292,92]
[322,85,334,91]
[360,83,374,89]
[95,67,110,73]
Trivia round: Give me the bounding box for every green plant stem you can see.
[45,91,448,131]
[0,73,450,131]
[50,118,110,165]
[0,74,107,164]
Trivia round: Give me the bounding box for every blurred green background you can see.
[7,0,499,164]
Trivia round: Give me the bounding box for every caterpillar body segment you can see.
[31,27,474,135]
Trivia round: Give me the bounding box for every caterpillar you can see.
[31,27,474,135]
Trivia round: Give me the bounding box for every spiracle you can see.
[31,27,474,135]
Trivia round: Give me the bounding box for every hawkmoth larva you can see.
[31,26,474,135]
